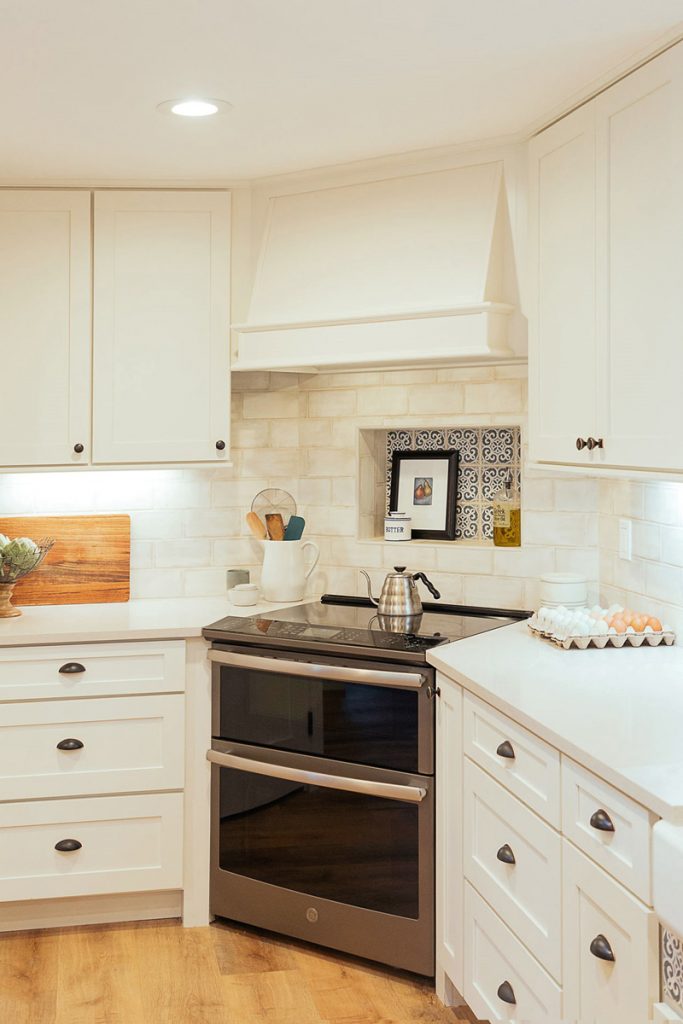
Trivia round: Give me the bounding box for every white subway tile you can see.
[632,521,661,561]
[464,574,525,608]
[269,420,300,448]
[553,478,599,513]
[521,478,554,512]
[329,539,383,568]
[232,419,270,448]
[242,391,305,419]
[130,569,184,600]
[357,387,409,416]
[212,479,269,507]
[332,477,357,507]
[436,546,494,575]
[381,369,437,386]
[660,526,683,567]
[129,510,183,540]
[437,366,495,382]
[155,539,211,568]
[241,449,300,478]
[130,541,154,569]
[183,568,232,597]
[645,561,683,605]
[644,483,683,526]
[183,508,241,538]
[464,381,523,414]
[213,538,260,565]
[407,384,464,416]
[493,546,555,578]
[298,478,332,506]
[308,390,357,418]
[305,449,355,477]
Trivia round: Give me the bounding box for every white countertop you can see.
[428,620,683,823]
[0,596,288,647]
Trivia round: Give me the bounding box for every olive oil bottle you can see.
[493,471,521,547]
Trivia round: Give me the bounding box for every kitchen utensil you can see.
[284,515,306,541]
[229,583,260,607]
[265,513,286,541]
[251,488,296,528]
[360,566,441,617]
[384,511,411,541]
[260,539,320,602]
[0,515,130,606]
[246,512,268,540]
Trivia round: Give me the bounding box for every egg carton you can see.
[527,616,675,650]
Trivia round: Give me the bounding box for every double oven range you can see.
[203,595,524,976]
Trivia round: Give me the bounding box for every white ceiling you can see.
[2,0,681,181]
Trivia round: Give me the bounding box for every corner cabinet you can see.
[0,188,231,469]
[528,41,683,473]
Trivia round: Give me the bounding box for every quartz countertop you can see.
[0,596,290,647]
[428,619,683,822]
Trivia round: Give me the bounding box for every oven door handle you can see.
[206,749,427,804]
[208,649,426,689]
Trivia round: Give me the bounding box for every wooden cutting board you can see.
[0,515,130,606]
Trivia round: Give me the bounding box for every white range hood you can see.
[233,160,517,372]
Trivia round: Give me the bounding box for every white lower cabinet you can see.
[464,883,562,1022]
[562,840,657,1024]
[0,793,183,901]
[463,758,562,980]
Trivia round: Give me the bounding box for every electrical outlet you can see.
[619,519,632,561]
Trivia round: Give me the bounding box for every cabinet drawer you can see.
[0,695,184,800]
[464,758,562,980]
[463,693,561,826]
[0,641,185,702]
[563,841,657,1024]
[0,793,183,901]
[562,757,653,903]
[464,882,562,1022]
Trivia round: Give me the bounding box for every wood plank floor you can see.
[0,918,483,1023]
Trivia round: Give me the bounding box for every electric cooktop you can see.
[203,595,529,665]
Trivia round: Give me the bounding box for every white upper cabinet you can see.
[0,191,91,467]
[529,104,599,466]
[596,48,683,471]
[93,191,231,465]
[529,41,683,472]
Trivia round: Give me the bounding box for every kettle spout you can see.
[359,570,379,607]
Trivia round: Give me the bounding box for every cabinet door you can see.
[596,45,683,470]
[528,103,599,465]
[563,841,657,1024]
[0,191,91,466]
[93,191,231,464]
[436,676,464,997]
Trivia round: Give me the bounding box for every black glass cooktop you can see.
[203,595,528,664]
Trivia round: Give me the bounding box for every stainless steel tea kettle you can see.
[360,566,441,617]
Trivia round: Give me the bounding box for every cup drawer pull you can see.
[54,839,82,853]
[590,808,615,832]
[56,738,84,751]
[497,980,516,1005]
[496,740,515,759]
[589,934,615,962]
[496,843,516,865]
[59,662,86,675]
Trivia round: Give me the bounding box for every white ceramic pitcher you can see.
[259,539,320,602]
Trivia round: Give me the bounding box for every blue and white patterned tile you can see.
[458,466,480,502]
[387,429,413,455]
[663,929,683,1012]
[482,427,515,464]
[481,466,509,502]
[447,428,479,464]
[414,428,446,451]
[456,503,479,540]
[480,504,494,540]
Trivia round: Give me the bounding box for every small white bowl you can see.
[229,583,260,607]
[539,572,588,607]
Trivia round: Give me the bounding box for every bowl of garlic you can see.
[529,604,674,649]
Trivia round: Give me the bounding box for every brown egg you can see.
[631,615,647,633]
[647,616,663,632]
[610,617,627,634]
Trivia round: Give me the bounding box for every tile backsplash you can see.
[386,426,521,540]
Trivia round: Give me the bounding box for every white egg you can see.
[593,620,609,635]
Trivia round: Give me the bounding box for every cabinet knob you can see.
[56,738,84,751]
[497,980,516,1005]
[59,662,86,674]
[215,440,226,451]
[55,839,82,853]
[589,808,615,832]
[576,437,588,450]
[589,934,615,962]
[496,843,516,865]
[496,740,515,759]
[73,443,84,454]
[587,437,604,450]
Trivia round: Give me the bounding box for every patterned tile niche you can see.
[662,928,683,1014]
[386,426,522,541]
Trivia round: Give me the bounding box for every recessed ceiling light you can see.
[157,98,233,118]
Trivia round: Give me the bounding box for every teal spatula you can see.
[284,515,306,541]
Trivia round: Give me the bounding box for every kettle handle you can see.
[414,572,441,600]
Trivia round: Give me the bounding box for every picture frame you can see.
[389,449,460,540]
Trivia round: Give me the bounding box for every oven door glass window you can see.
[217,765,420,918]
[215,665,419,772]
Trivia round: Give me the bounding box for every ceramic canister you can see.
[384,511,412,542]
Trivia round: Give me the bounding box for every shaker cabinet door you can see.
[528,103,599,466]
[595,45,683,471]
[92,190,231,464]
[0,190,91,467]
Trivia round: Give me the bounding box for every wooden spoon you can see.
[246,512,267,540]
[265,513,286,541]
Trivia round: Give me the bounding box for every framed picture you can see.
[389,449,459,540]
